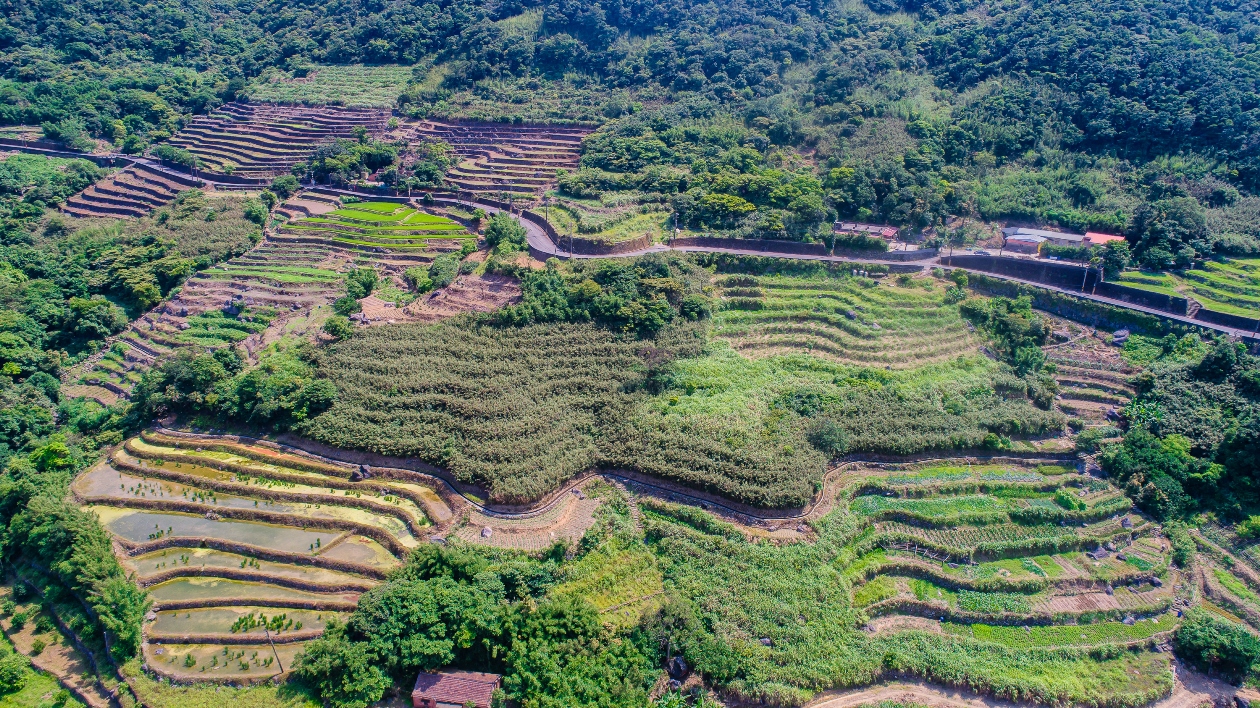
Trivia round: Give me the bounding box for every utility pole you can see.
[265,626,283,673]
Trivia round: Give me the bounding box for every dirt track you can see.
[806,659,1256,708]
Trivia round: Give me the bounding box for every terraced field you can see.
[247,65,413,108]
[1042,323,1136,427]
[62,163,199,219]
[711,272,979,368]
[1116,258,1260,318]
[278,199,472,249]
[167,102,389,179]
[71,193,480,402]
[406,119,590,195]
[845,461,1180,632]
[72,431,450,681]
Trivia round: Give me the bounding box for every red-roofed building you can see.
[1084,232,1126,246]
[412,671,501,708]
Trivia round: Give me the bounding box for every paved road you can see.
[305,185,1260,342]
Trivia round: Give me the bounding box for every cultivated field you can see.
[73,431,446,681]
[403,119,589,195]
[278,200,471,250]
[167,103,389,179]
[62,164,197,219]
[247,65,413,108]
[1116,257,1260,318]
[711,272,979,369]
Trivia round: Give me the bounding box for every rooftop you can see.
[412,671,501,708]
[1084,232,1126,244]
[1001,227,1085,243]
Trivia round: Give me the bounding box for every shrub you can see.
[333,296,362,316]
[323,316,354,340]
[429,254,460,289]
[243,200,268,225]
[404,266,434,293]
[151,144,198,169]
[679,294,711,321]
[345,268,378,299]
[0,653,26,694]
[1174,609,1260,682]
[483,212,527,252]
[30,639,45,656]
[270,175,300,199]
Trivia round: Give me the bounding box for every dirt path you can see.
[806,659,1252,708]
[0,588,116,708]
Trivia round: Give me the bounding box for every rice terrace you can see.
[4,3,1260,708]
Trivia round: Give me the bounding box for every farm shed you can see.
[1001,226,1085,246]
[1003,234,1045,253]
[412,670,501,708]
[833,221,898,239]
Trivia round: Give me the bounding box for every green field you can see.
[1117,259,1260,317]
[281,204,470,247]
[711,273,979,368]
[246,65,412,107]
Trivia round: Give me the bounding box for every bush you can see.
[484,212,527,252]
[243,199,268,225]
[345,268,378,299]
[0,653,27,694]
[270,175,300,199]
[1174,609,1260,682]
[333,296,362,316]
[429,254,460,289]
[404,266,434,293]
[680,295,711,321]
[30,639,45,656]
[323,316,355,340]
[151,144,198,169]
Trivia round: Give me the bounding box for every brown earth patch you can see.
[402,273,521,322]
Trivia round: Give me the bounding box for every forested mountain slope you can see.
[5,0,1260,261]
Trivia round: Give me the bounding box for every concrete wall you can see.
[1192,306,1260,333]
[944,255,1103,290]
[1094,282,1189,315]
[674,236,830,256]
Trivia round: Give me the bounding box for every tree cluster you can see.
[293,544,656,708]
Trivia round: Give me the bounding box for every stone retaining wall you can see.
[150,598,359,612]
[83,495,409,558]
[112,447,429,537]
[138,566,375,593]
[116,536,388,579]
[147,630,322,646]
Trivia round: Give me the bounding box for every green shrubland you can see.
[1101,337,1260,521]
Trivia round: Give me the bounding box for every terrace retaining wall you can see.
[1191,306,1260,333]
[965,271,1175,336]
[117,536,387,579]
[108,450,429,537]
[863,592,1173,627]
[151,598,359,612]
[859,555,1160,594]
[82,495,409,558]
[945,255,1103,290]
[137,432,458,527]
[139,566,375,593]
[1094,282,1189,314]
[141,430,350,475]
[147,630,322,646]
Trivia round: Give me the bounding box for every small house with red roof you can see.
[1084,232,1126,246]
[412,670,501,708]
